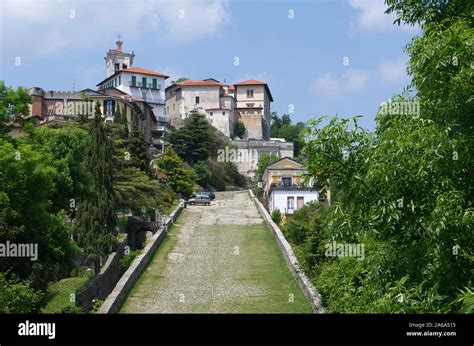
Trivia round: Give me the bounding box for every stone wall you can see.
[248,189,325,313]
[98,201,184,313]
[75,234,128,312]
[228,139,294,179]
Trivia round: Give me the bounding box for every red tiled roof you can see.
[177,79,223,87]
[123,67,169,78]
[233,79,273,101]
[234,79,267,85]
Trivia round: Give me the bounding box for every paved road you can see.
[120,191,312,313]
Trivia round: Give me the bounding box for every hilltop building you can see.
[165,79,235,137]
[99,39,168,119]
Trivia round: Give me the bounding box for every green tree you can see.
[233,121,246,139]
[0,273,43,313]
[166,111,219,164]
[0,81,32,136]
[0,139,80,291]
[176,77,189,83]
[271,113,306,158]
[75,102,117,274]
[254,153,279,184]
[153,146,194,198]
[193,161,212,187]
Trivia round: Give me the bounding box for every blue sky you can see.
[0,0,420,130]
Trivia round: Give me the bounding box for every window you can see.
[104,100,114,116]
[131,76,136,87]
[142,77,147,88]
[246,103,254,108]
[141,91,147,101]
[209,112,213,116]
[152,78,157,89]
[223,111,226,115]
[297,197,304,210]
[123,64,127,69]
[114,63,119,72]
[287,197,295,210]
[282,177,292,187]
[195,96,200,104]
[118,75,121,85]
[247,89,254,98]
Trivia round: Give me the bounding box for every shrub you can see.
[193,162,212,187]
[120,250,141,273]
[61,305,85,314]
[0,273,43,313]
[271,209,282,224]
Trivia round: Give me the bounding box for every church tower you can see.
[104,36,135,78]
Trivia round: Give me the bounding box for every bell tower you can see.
[104,35,135,77]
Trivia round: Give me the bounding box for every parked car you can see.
[188,195,211,206]
[200,192,215,200]
[189,192,215,200]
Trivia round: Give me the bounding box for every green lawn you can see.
[41,276,90,313]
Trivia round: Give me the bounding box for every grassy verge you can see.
[41,276,90,313]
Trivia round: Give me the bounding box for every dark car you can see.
[188,195,211,206]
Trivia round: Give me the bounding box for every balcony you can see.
[268,181,313,193]
[129,81,161,90]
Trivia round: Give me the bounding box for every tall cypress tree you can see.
[76,101,117,274]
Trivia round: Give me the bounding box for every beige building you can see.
[165,79,235,137]
[234,79,273,140]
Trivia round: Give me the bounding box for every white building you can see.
[262,157,320,215]
[165,79,235,137]
[98,40,169,118]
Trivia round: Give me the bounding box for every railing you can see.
[129,81,161,90]
[269,182,309,191]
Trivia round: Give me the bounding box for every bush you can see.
[206,159,226,191]
[222,161,246,187]
[70,266,93,278]
[271,209,282,224]
[233,121,246,139]
[91,299,103,313]
[0,273,43,313]
[61,305,85,314]
[193,162,212,187]
[120,250,141,273]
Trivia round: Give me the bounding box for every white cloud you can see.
[309,69,369,96]
[348,0,419,35]
[0,0,231,57]
[376,56,409,83]
[157,0,230,42]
